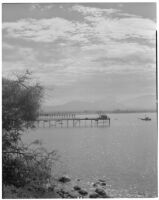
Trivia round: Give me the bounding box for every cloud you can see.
[3,45,37,64]
[3,18,77,42]
[81,41,155,69]
[3,4,156,45]
[2,42,94,87]
[72,5,119,17]
[30,4,41,10]
[72,4,139,18]
[2,42,14,49]
[73,5,155,43]
[92,17,155,41]
[82,16,155,44]
[3,17,94,44]
[2,3,156,105]
[2,36,155,88]
[29,3,55,11]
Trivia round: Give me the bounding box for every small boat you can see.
[140,117,151,121]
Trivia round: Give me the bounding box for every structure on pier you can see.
[36,112,110,128]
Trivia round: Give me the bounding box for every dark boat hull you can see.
[140,118,151,121]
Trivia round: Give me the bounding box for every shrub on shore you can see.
[2,72,57,198]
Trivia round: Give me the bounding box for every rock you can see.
[68,193,78,198]
[98,179,106,183]
[95,188,108,197]
[58,175,71,183]
[100,182,106,186]
[73,185,81,191]
[93,183,97,187]
[78,189,88,196]
[92,182,100,187]
[98,179,107,186]
[89,193,100,198]
[93,181,106,187]
[57,189,69,198]
[56,188,78,198]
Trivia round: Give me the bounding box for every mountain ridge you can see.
[42,94,156,112]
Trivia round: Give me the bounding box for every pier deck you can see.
[36,116,110,128]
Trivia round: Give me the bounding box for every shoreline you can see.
[3,175,157,198]
[52,176,156,198]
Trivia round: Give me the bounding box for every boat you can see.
[139,117,151,121]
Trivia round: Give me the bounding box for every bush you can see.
[2,72,57,198]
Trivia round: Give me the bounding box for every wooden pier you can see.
[36,113,110,128]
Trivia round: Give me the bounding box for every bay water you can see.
[23,113,157,197]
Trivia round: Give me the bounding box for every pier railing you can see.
[35,113,110,128]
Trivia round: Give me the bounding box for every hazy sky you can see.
[2,3,156,109]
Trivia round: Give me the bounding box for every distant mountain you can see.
[42,100,120,112]
[42,101,105,112]
[120,94,156,110]
[42,94,156,112]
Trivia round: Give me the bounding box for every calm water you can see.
[23,113,157,197]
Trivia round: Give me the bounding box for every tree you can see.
[3,72,43,132]
[2,72,57,195]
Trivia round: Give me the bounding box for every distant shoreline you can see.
[108,110,157,114]
[40,110,157,115]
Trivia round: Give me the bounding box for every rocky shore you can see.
[54,175,110,198]
[4,174,153,198]
[45,175,148,198]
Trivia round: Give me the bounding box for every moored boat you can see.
[140,117,151,121]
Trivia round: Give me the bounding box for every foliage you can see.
[3,71,43,132]
[2,72,57,197]
[3,181,58,198]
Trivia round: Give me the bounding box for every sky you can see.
[2,3,157,110]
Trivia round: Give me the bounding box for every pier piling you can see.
[36,113,110,128]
